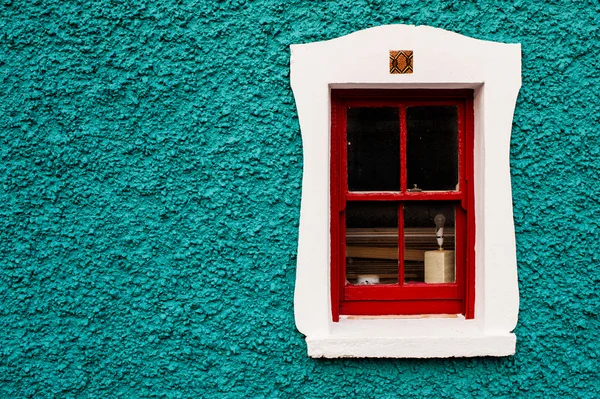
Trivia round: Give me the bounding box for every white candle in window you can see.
[434,214,446,250]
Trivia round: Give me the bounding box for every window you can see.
[290,24,521,358]
[330,90,474,320]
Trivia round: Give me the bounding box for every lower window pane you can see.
[346,202,398,285]
[404,203,456,284]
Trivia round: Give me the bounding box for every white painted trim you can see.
[290,25,521,358]
[308,336,516,359]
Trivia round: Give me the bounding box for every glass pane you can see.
[404,203,455,284]
[407,106,458,191]
[346,202,398,285]
[347,107,400,191]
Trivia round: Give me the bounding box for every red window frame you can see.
[330,89,475,321]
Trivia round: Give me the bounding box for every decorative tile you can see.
[389,50,413,74]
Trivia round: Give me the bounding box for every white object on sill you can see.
[356,274,380,285]
[434,213,446,249]
[424,250,455,283]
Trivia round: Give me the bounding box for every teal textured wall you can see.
[1,0,599,397]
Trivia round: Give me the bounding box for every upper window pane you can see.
[407,106,458,191]
[347,107,400,191]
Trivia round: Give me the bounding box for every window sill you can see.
[308,332,515,358]
[308,316,515,358]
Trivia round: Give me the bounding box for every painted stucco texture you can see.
[1,1,599,397]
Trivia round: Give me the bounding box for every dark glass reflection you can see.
[347,107,400,191]
[346,202,398,285]
[403,202,455,283]
[407,106,458,191]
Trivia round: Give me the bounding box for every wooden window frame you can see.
[330,89,475,321]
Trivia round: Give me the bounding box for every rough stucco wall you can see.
[0,0,598,397]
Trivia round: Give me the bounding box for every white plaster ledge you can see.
[307,334,516,358]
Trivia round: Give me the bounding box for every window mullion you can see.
[400,104,407,193]
[398,203,405,287]
[399,104,407,287]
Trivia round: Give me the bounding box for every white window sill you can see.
[308,336,516,359]
[307,316,514,358]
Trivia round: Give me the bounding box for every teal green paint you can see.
[1,0,598,397]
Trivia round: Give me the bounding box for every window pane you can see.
[346,202,398,285]
[347,107,400,191]
[407,106,458,191]
[403,202,455,284]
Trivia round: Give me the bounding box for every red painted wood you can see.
[455,203,466,306]
[345,284,459,301]
[346,191,462,201]
[459,101,467,210]
[400,105,407,193]
[330,92,341,322]
[453,102,467,315]
[331,88,474,100]
[398,203,404,287]
[465,95,475,319]
[330,89,475,320]
[339,96,349,320]
[340,300,463,316]
[340,98,348,211]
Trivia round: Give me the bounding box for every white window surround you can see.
[290,25,521,358]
